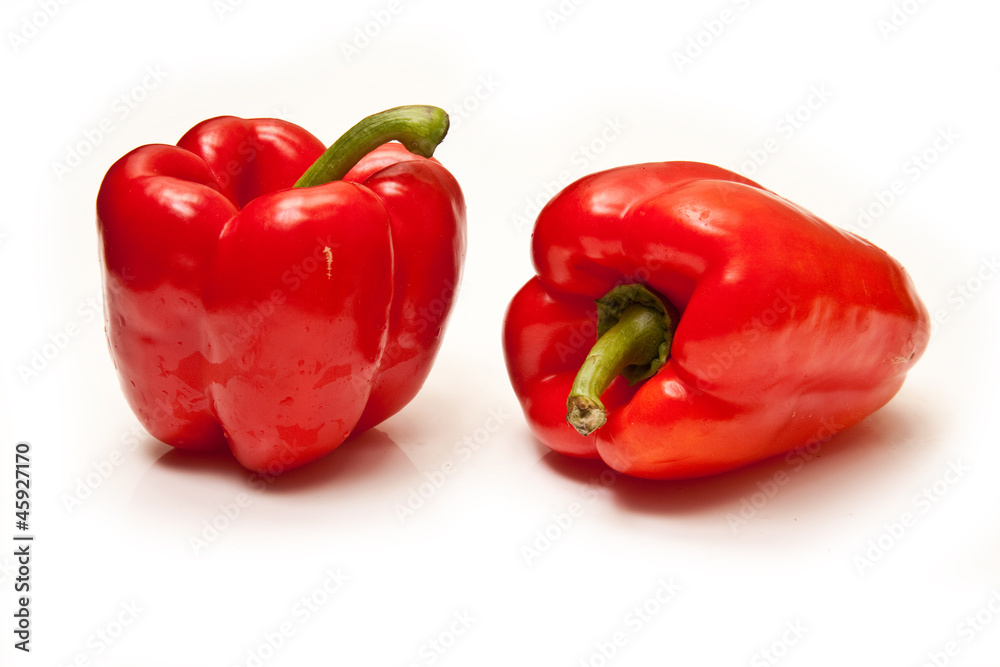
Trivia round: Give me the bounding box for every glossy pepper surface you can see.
[503,162,929,479]
[98,106,465,473]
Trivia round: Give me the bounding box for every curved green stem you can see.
[294,105,450,188]
[566,285,678,436]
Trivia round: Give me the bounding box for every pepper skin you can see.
[503,162,929,480]
[97,107,465,473]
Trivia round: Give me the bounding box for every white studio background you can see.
[2,0,998,665]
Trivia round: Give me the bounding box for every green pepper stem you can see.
[566,290,676,436]
[294,105,450,188]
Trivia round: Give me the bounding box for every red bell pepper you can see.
[97,106,466,473]
[503,161,929,479]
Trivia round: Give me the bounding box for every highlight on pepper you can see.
[502,161,930,480]
[96,105,466,473]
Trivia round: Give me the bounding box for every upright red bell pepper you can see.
[503,161,929,479]
[97,106,466,473]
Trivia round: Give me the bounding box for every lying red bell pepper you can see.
[97,106,466,473]
[503,161,929,479]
